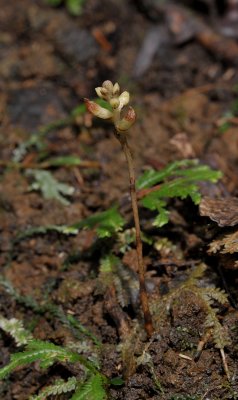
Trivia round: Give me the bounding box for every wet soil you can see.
[1,0,238,399]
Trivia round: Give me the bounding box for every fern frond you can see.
[72,206,125,238]
[204,312,231,349]
[97,254,119,293]
[98,254,140,309]
[0,277,101,348]
[30,339,80,368]
[70,374,107,400]
[199,287,228,306]
[185,263,207,286]
[0,337,100,380]
[213,322,231,350]
[0,340,82,380]
[30,377,77,400]
[0,315,33,346]
[209,230,238,254]
[98,254,129,306]
[116,263,139,309]
[66,314,102,347]
[113,274,129,308]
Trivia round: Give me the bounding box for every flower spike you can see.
[85,81,153,337]
[86,81,136,133]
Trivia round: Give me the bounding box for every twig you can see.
[220,348,230,381]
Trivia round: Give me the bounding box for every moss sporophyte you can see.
[84,80,154,337]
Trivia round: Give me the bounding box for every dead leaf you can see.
[199,197,238,227]
[209,230,238,255]
[170,132,196,158]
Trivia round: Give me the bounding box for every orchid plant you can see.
[84,81,153,337]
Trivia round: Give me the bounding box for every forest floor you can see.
[1,0,238,399]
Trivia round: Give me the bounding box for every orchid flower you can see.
[84,80,136,132]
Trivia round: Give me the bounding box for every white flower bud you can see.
[84,99,113,119]
[95,87,108,100]
[102,80,113,93]
[113,82,120,95]
[95,87,103,98]
[118,91,130,110]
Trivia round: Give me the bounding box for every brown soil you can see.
[1,1,238,399]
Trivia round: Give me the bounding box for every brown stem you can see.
[115,131,154,337]
[137,183,162,200]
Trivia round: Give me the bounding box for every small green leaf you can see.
[17,225,78,240]
[61,226,80,235]
[141,179,201,208]
[137,160,222,190]
[26,169,74,206]
[173,165,222,183]
[110,377,124,386]
[18,207,125,240]
[66,0,85,15]
[71,104,87,117]
[137,160,198,190]
[72,206,125,238]
[96,98,113,112]
[153,206,170,228]
[218,121,231,134]
[139,161,222,227]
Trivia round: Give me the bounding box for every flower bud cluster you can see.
[84,80,136,132]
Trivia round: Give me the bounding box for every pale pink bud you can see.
[84,98,113,119]
[115,107,136,132]
[118,91,130,110]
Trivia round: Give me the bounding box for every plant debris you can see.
[1,0,238,399]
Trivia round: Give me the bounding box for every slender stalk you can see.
[84,80,154,337]
[115,131,154,337]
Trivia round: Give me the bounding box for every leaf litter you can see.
[1,0,238,399]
